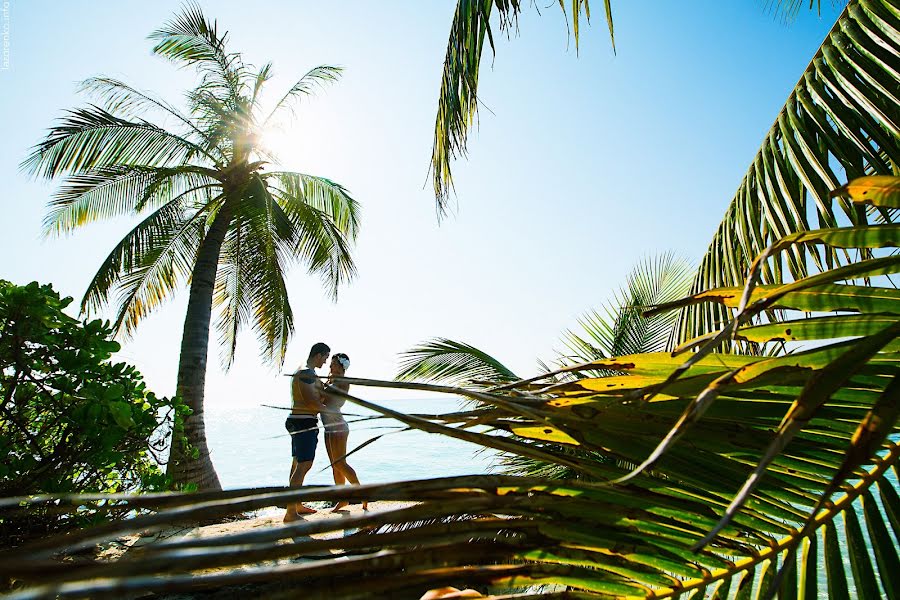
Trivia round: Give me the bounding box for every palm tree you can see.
[22,5,360,491]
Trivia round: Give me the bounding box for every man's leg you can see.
[283,417,319,522]
[292,460,316,514]
[284,459,316,522]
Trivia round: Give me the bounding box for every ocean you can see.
[204,397,496,489]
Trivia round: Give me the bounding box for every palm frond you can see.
[148,2,244,101]
[560,253,695,367]
[238,176,295,366]
[43,166,217,236]
[213,213,253,369]
[78,76,228,165]
[268,172,359,300]
[396,338,520,387]
[21,105,215,179]
[268,172,360,238]
[249,62,273,109]
[109,203,214,337]
[767,0,841,20]
[680,0,900,344]
[262,65,343,126]
[432,0,614,217]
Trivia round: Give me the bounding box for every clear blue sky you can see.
[0,1,845,408]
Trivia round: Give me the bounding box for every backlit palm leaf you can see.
[79,198,211,321]
[148,2,242,100]
[21,106,213,178]
[43,166,217,236]
[111,205,212,337]
[262,65,343,125]
[78,76,228,163]
[269,172,359,299]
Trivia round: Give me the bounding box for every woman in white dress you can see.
[322,353,367,511]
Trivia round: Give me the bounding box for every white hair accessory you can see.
[337,356,350,370]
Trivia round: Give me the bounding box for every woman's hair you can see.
[333,353,350,371]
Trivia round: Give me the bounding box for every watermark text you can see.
[1,1,10,71]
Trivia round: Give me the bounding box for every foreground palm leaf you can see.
[3,220,897,599]
[21,4,360,490]
[679,0,900,344]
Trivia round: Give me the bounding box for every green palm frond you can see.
[396,338,519,387]
[241,176,295,366]
[21,106,215,179]
[262,65,343,125]
[108,203,214,337]
[213,227,249,369]
[79,198,202,319]
[269,172,361,237]
[269,172,359,300]
[43,166,217,236]
[148,1,243,101]
[78,76,228,164]
[561,253,695,368]
[680,0,900,344]
[432,0,614,217]
[5,219,898,599]
[248,63,273,111]
[768,0,843,20]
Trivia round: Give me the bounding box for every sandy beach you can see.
[118,500,416,554]
[93,501,422,599]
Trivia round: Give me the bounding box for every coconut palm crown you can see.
[21,4,360,490]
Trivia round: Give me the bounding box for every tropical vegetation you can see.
[396,254,695,481]
[21,4,361,491]
[2,1,899,599]
[0,280,181,545]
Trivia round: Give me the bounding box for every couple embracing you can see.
[283,342,366,522]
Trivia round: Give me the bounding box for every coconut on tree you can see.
[23,4,360,491]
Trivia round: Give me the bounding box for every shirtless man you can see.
[283,342,330,522]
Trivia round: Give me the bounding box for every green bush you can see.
[0,280,186,542]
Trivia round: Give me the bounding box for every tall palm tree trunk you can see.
[167,201,234,491]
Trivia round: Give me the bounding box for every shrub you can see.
[0,280,185,542]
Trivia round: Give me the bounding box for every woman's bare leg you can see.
[330,431,367,511]
[324,433,347,486]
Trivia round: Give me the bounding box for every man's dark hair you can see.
[309,342,330,359]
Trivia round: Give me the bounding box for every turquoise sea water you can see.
[204,397,495,490]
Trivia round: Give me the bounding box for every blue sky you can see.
[0,1,845,409]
